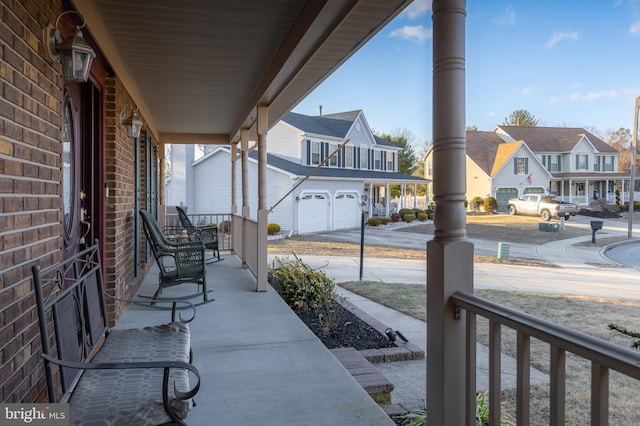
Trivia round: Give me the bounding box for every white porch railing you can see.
[451,291,640,426]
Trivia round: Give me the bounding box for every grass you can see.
[339,281,640,425]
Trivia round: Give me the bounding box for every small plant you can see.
[399,208,414,220]
[316,292,348,335]
[367,217,382,227]
[484,196,497,214]
[268,255,334,309]
[380,217,392,225]
[219,220,232,234]
[470,196,484,213]
[404,214,416,223]
[267,223,281,235]
[417,212,428,221]
[391,212,400,222]
[425,208,434,219]
[615,189,621,205]
[397,390,516,425]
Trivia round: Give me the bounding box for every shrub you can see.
[616,189,621,205]
[413,208,424,216]
[380,217,392,225]
[416,212,428,221]
[425,208,434,219]
[399,208,413,220]
[367,217,382,227]
[268,255,334,309]
[219,220,231,234]
[404,214,416,223]
[267,223,281,235]
[483,196,497,213]
[391,212,400,222]
[470,196,484,212]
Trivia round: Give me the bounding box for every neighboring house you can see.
[424,126,627,211]
[167,110,428,234]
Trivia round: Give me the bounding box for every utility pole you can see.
[629,96,639,239]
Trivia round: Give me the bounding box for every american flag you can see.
[526,174,532,185]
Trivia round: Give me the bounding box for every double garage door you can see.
[298,192,360,234]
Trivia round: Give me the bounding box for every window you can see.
[374,150,381,170]
[514,157,528,175]
[576,154,588,170]
[345,147,353,168]
[359,148,368,169]
[604,156,614,171]
[328,143,338,166]
[310,141,320,165]
[388,153,394,171]
[551,155,561,172]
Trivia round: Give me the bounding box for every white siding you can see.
[492,145,549,195]
[267,122,304,163]
[165,144,188,207]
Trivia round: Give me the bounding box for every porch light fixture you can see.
[121,104,143,138]
[45,11,96,83]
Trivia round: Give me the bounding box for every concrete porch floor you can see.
[115,254,394,425]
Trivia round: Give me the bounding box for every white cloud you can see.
[631,20,640,33]
[493,6,516,26]
[390,25,432,42]
[569,90,619,101]
[403,0,432,19]
[521,87,532,95]
[545,31,579,47]
[548,97,558,104]
[487,112,496,118]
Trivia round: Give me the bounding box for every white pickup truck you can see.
[507,194,578,221]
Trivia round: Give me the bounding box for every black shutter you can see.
[382,151,387,170]
[356,147,360,168]
[392,153,396,171]
[575,154,579,169]
[514,159,518,174]
[306,140,311,165]
[369,149,373,170]
[524,158,529,174]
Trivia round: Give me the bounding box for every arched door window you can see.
[62,100,75,235]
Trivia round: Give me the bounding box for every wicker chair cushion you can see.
[68,322,192,425]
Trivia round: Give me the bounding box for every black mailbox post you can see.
[590,220,603,243]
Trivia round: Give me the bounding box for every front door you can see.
[61,79,105,257]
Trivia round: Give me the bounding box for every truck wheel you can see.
[540,210,551,221]
[508,205,516,215]
[564,214,570,221]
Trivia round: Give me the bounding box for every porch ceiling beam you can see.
[159,133,230,145]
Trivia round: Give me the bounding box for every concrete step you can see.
[330,347,394,403]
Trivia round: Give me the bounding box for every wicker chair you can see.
[140,210,210,303]
[175,206,220,262]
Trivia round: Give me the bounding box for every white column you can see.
[241,129,249,268]
[256,105,268,292]
[428,2,473,425]
[401,183,405,209]
[231,142,238,215]
[385,182,390,216]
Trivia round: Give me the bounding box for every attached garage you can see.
[298,192,330,234]
[334,192,360,230]
[495,188,518,212]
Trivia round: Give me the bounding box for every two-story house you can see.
[423,126,626,212]
[166,110,428,234]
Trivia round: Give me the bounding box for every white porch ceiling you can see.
[73,0,411,144]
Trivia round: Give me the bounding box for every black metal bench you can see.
[140,209,211,304]
[33,243,200,425]
[174,206,221,263]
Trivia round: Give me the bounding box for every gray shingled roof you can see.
[283,111,396,147]
[465,131,504,175]
[248,151,426,182]
[497,126,618,153]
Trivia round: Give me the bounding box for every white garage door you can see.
[298,193,330,234]
[334,192,360,230]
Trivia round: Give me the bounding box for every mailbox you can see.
[590,220,603,243]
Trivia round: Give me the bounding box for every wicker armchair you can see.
[140,210,209,303]
[175,206,220,262]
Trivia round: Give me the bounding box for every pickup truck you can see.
[507,194,577,221]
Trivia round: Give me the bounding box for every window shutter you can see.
[338,149,343,168]
[586,155,589,170]
[575,154,579,169]
[557,155,562,172]
[524,158,529,174]
[382,151,387,170]
[306,140,311,165]
[514,159,518,174]
[356,147,360,168]
[322,142,328,164]
[392,153,396,171]
[369,149,373,170]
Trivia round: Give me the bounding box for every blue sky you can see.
[293,0,640,148]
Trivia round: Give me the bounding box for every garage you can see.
[298,192,330,234]
[334,192,361,230]
[495,188,518,212]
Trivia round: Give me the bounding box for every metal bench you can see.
[175,206,221,263]
[33,242,200,425]
[140,209,211,304]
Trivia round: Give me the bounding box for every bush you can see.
[483,196,497,213]
[390,212,400,222]
[399,208,413,220]
[616,189,621,205]
[219,220,231,234]
[380,217,392,225]
[204,222,217,227]
[425,208,434,220]
[416,212,428,221]
[413,208,424,216]
[268,255,334,309]
[404,214,416,223]
[470,196,484,212]
[267,223,281,235]
[367,217,382,227]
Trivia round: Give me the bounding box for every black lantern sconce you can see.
[45,11,96,83]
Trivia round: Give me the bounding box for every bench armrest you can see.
[102,292,196,323]
[41,354,200,399]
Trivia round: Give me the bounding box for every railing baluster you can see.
[466,310,477,426]
[550,345,566,426]
[489,320,501,426]
[591,362,609,425]
[517,331,530,426]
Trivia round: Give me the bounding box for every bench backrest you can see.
[33,243,108,403]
